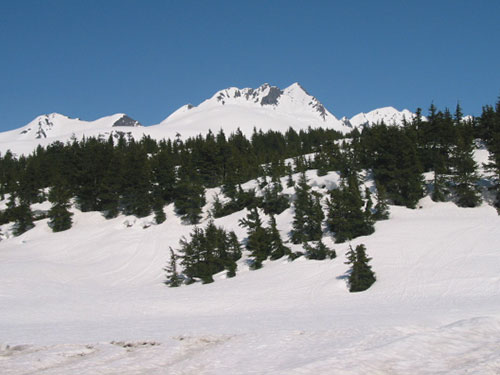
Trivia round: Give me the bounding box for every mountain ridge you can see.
[0,83,420,154]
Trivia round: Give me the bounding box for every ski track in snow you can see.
[1,166,500,373]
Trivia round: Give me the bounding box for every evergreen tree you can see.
[12,197,34,236]
[373,184,390,220]
[165,247,181,287]
[345,244,376,292]
[431,152,448,202]
[326,177,374,243]
[267,215,291,260]
[48,178,73,232]
[484,131,500,212]
[122,144,153,217]
[260,180,290,215]
[224,231,242,278]
[152,194,166,224]
[98,150,123,219]
[290,172,324,244]
[239,207,271,269]
[450,130,481,207]
[174,174,206,224]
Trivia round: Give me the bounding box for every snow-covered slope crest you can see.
[349,106,419,128]
[16,113,142,140]
[171,83,334,120]
[0,113,145,155]
[158,83,352,138]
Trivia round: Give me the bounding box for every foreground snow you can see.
[1,180,500,374]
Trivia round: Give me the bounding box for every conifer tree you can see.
[431,152,448,202]
[48,178,73,232]
[174,173,206,224]
[345,244,376,292]
[261,180,290,215]
[12,197,34,236]
[267,215,291,260]
[224,231,242,277]
[450,130,481,207]
[98,150,123,219]
[326,176,374,243]
[152,194,166,224]
[484,132,500,212]
[239,207,271,269]
[165,247,181,287]
[373,184,390,220]
[290,172,324,244]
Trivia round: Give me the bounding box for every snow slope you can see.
[1,168,500,374]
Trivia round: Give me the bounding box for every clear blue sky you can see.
[1,0,499,131]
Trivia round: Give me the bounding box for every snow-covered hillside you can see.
[0,113,147,155]
[348,106,418,128]
[0,83,420,155]
[1,158,500,374]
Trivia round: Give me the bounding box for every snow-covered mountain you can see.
[0,113,146,155]
[348,106,418,128]
[0,83,422,155]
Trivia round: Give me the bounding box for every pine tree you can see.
[12,198,34,236]
[165,247,181,287]
[450,130,481,207]
[174,174,206,224]
[431,152,448,202]
[373,184,390,220]
[152,194,166,224]
[345,244,376,292]
[484,131,500,212]
[261,180,290,215]
[267,215,291,260]
[224,231,242,277]
[48,178,73,232]
[326,177,374,243]
[290,172,324,244]
[98,150,123,219]
[239,207,271,269]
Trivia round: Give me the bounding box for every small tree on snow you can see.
[345,244,376,292]
[165,247,181,287]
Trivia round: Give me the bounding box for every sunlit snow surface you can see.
[1,167,500,374]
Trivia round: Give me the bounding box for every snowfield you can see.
[1,167,500,374]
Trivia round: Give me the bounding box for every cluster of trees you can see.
[356,101,500,209]
[166,206,337,286]
[165,221,241,285]
[0,126,341,235]
[0,98,499,250]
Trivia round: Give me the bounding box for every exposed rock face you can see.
[260,86,283,106]
[112,115,142,127]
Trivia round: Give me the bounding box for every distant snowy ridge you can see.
[0,83,423,155]
[348,106,419,128]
